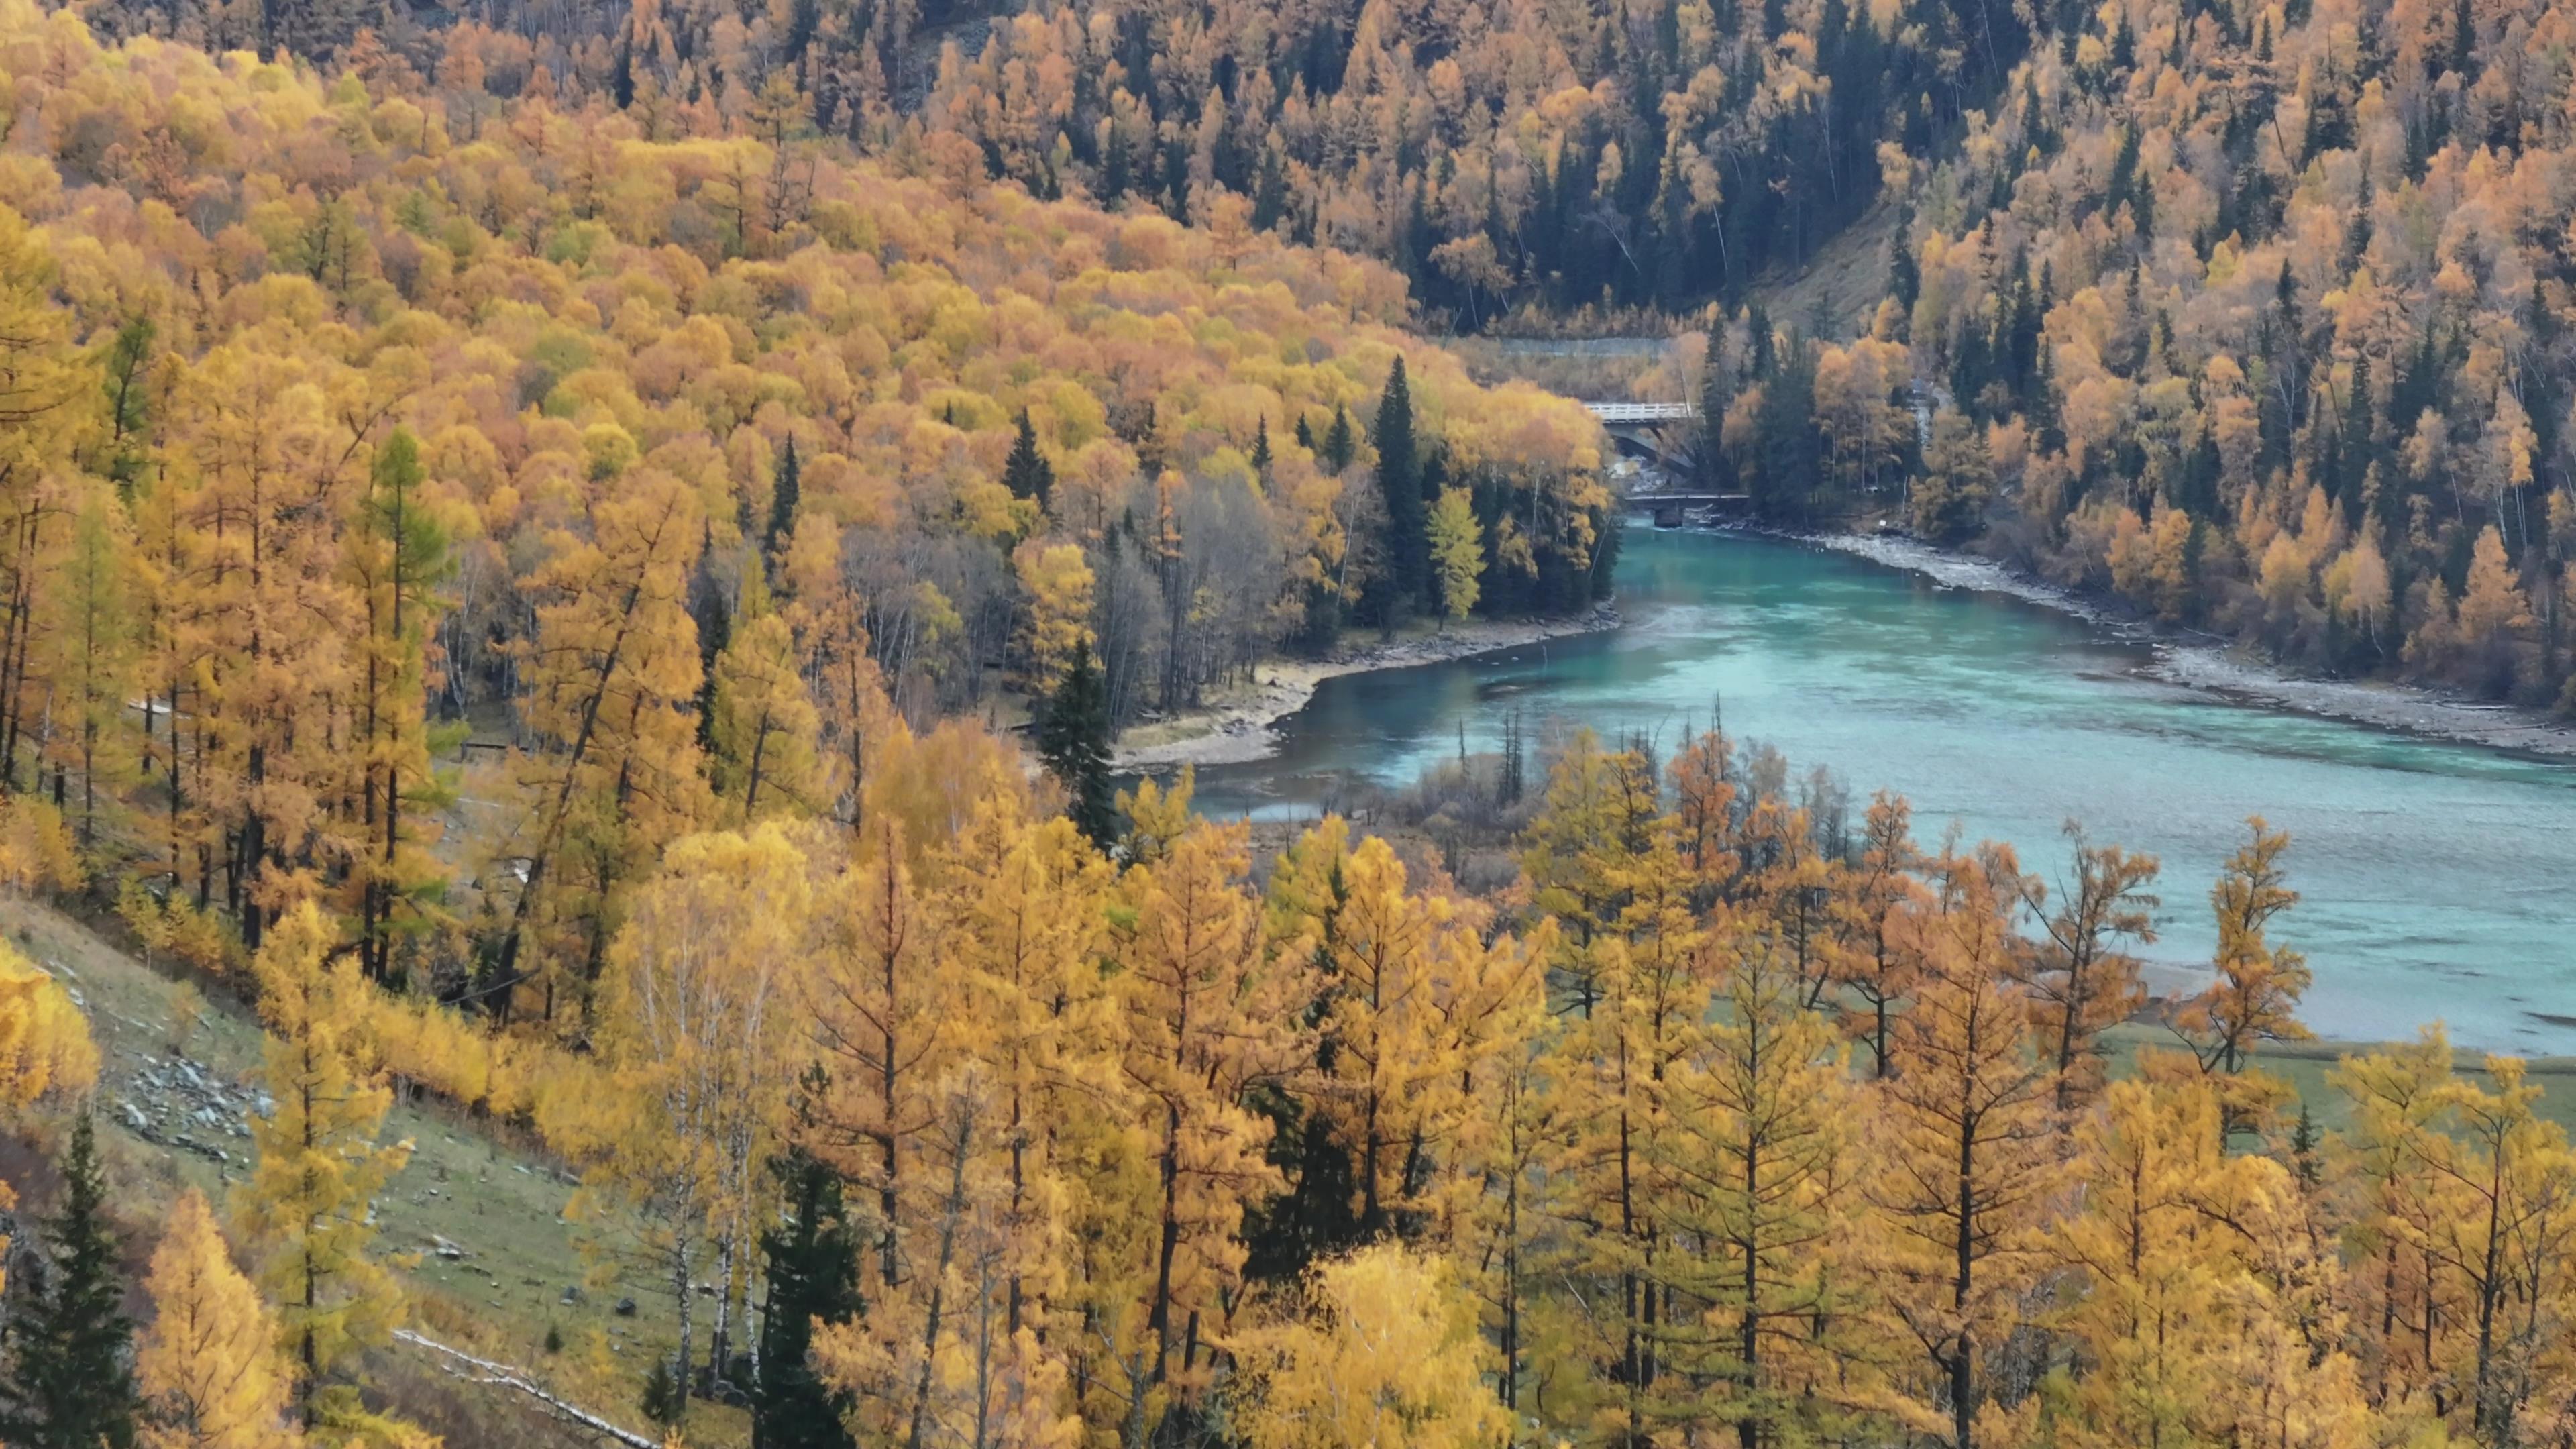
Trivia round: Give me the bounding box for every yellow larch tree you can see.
[709,568,823,823]
[37,478,140,852]
[1108,815,1311,1440]
[1863,843,2055,1449]
[1518,728,1662,1012]
[1268,826,1471,1235]
[235,900,412,1424]
[2055,1066,2373,1449]
[496,464,712,1030]
[1666,727,1740,892]
[2406,1052,2576,1442]
[1651,920,1868,1447]
[0,203,93,804]
[775,511,895,826]
[164,346,359,954]
[1436,916,1559,1417]
[810,814,961,1305]
[2178,816,2311,1131]
[1832,790,1927,1078]
[930,790,1124,1351]
[1548,788,1711,1444]
[2012,824,2159,1116]
[137,1187,302,1449]
[2327,1031,2457,1420]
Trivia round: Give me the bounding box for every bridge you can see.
[1578,401,1746,524]
[1582,399,1697,474]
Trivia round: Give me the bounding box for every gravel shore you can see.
[1816,531,2576,759]
[1113,604,1622,769]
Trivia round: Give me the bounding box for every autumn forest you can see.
[0,0,2566,1446]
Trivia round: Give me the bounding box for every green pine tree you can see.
[1,1113,138,1449]
[97,317,154,500]
[765,433,802,561]
[1036,639,1117,848]
[751,1143,860,1449]
[1373,356,1425,621]
[1004,409,1054,511]
[642,1356,684,1428]
[1250,415,1272,478]
[1322,402,1356,472]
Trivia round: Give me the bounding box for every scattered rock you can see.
[121,1102,147,1131]
[614,1297,638,1318]
[431,1236,466,1260]
[559,1285,584,1305]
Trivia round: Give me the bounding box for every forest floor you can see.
[1113,604,1623,770]
[1815,529,2576,759]
[0,890,742,1449]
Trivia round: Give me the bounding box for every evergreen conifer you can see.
[1036,639,1116,848]
[1,1113,137,1449]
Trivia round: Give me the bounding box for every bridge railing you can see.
[1582,400,1699,423]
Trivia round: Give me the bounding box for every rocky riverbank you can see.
[1815,530,2576,759]
[1113,604,1623,770]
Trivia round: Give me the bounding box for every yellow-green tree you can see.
[1428,487,1482,629]
[235,900,411,1423]
[38,479,139,851]
[343,427,453,987]
[1652,920,1866,1447]
[710,570,822,822]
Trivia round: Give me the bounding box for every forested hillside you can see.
[1685,0,2576,708]
[75,0,2576,712]
[77,0,2000,321]
[0,4,2568,1449]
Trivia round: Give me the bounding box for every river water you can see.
[1187,528,2576,1055]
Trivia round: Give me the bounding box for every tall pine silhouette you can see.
[1,1112,137,1449]
[764,433,801,561]
[751,1144,859,1449]
[1004,409,1054,511]
[1036,639,1116,847]
[1371,356,1425,624]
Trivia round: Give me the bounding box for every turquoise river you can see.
[1186,527,2576,1055]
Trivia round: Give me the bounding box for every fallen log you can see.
[394,1328,660,1448]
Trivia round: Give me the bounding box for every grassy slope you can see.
[2102,1022,2576,1136]
[0,891,752,1448]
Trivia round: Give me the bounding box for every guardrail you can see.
[1582,401,1698,423]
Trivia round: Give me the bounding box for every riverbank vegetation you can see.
[21,702,2576,1449]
